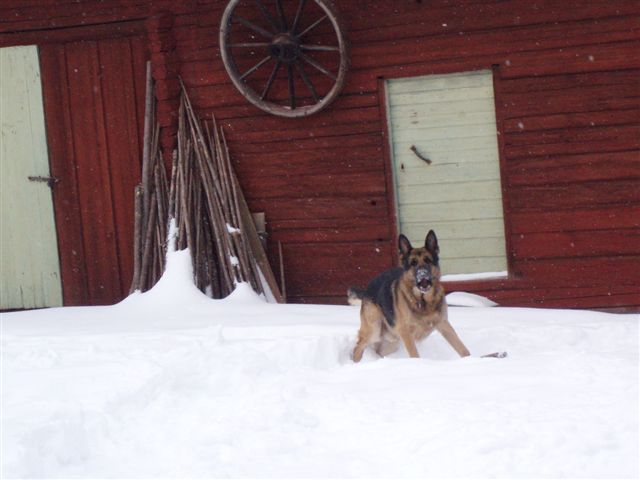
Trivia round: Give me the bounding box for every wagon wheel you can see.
[220,0,349,117]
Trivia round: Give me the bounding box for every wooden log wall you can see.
[1,0,639,311]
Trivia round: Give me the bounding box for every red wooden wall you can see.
[1,0,638,311]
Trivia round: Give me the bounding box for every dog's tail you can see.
[347,287,367,306]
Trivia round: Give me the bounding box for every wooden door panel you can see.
[0,45,63,309]
[65,40,121,305]
[98,37,144,296]
[40,32,148,305]
[39,43,89,305]
[386,70,508,276]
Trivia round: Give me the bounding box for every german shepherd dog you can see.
[349,230,471,362]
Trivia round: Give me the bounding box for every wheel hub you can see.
[269,33,300,63]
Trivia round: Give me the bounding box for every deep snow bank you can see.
[2,250,638,478]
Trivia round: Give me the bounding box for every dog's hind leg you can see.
[376,338,399,357]
[375,327,399,357]
[352,301,383,362]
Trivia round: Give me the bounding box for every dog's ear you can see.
[398,234,413,256]
[425,230,439,262]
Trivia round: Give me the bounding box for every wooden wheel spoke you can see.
[230,42,270,48]
[232,14,274,39]
[240,56,272,80]
[261,60,281,100]
[299,52,336,81]
[291,0,307,34]
[298,14,327,38]
[287,64,296,109]
[253,0,279,33]
[300,44,339,52]
[295,62,319,103]
[276,0,288,31]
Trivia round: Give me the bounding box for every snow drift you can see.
[1,249,638,478]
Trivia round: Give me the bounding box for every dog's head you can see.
[398,230,441,294]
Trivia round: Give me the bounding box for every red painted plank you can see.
[199,91,379,122]
[0,4,152,33]
[509,180,640,210]
[511,229,640,259]
[239,171,386,200]
[460,284,640,310]
[499,82,639,120]
[230,132,383,155]
[39,43,88,305]
[510,206,640,234]
[499,41,640,78]
[219,106,380,139]
[278,251,387,298]
[504,109,639,134]
[342,0,640,40]
[248,195,389,221]
[514,256,640,286]
[507,151,640,186]
[349,18,640,71]
[270,218,391,244]
[233,145,385,178]
[98,36,147,298]
[225,119,381,146]
[65,40,122,305]
[504,125,640,159]
[0,19,146,47]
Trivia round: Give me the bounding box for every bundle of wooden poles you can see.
[130,63,283,302]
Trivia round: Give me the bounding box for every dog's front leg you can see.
[398,328,420,358]
[436,319,471,358]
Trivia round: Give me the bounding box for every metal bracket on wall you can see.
[27,175,59,188]
[410,145,432,165]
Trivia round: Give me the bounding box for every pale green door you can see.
[386,70,508,276]
[1,45,63,309]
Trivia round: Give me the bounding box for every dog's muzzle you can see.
[415,268,433,293]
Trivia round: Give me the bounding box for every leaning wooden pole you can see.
[129,185,144,293]
[140,61,154,231]
[131,79,285,302]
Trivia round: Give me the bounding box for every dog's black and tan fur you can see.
[349,230,471,362]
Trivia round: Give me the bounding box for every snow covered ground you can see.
[2,249,639,478]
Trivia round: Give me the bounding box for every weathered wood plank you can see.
[240,171,387,200]
[512,229,640,259]
[39,43,89,306]
[507,151,640,186]
[248,196,389,221]
[514,256,640,286]
[98,36,146,298]
[500,41,640,78]
[504,125,640,159]
[509,180,640,210]
[503,109,639,133]
[233,145,385,178]
[64,40,122,305]
[510,206,640,234]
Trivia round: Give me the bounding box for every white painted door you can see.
[1,45,63,308]
[386,70,508,276]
